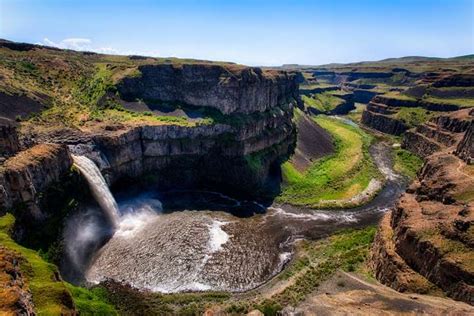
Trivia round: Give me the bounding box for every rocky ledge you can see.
[370,109,474,304]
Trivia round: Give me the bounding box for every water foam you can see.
[268,207,357,223]
[208,220,230,253]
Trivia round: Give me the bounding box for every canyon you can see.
[0,40,473,315]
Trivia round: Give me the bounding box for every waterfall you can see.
[71,155,120,228]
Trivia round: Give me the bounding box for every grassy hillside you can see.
[0,214,117,315]
[278,116,381,208]
[0,40,237,129]
[302,92,345,112]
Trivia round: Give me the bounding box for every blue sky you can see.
[1,0,473,66]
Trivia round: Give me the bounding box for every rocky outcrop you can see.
[371,94,461,112]
[456,121,473,164]
[432,74,474,87]
[117,64,299,115]
[0,119,20,158]
[370,214,438,294]
[361,90,470,135]
[401,130,442,158]
[361,110,407,135]
[371,109,474,304]
[0,92,48,121]
[402,109,472,159]
[0,144,72,216]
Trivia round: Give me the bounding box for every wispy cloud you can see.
[38,37,120,55]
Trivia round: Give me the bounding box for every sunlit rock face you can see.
[116,64,299,115]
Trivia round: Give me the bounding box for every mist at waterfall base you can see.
[64,153,405,293]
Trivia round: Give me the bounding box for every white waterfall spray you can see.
[71,155,120,228]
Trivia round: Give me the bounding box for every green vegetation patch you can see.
[393,148,423,179]
[393,107,437,127]
[302,92,345,112]
[104,284,230,316]
[383,91,417,101]
[0,213,117,315]
[66,284,118,315]
[278,116,380,207]
[423,96,474,108]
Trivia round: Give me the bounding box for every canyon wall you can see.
[361,93,466,135]
[370,109,474,304]
[117,64,299,114]
[0,63,299,218]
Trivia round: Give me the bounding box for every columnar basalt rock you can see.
[86,102,296,196]
[361,109,408,135]
[117,64,300,115]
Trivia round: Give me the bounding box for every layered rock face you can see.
[361,96,409,135]
[117,64,299,114]
[361,93,467,135]
[0,144,72,217]
[371,109,474,304]
[76,105,295,198]
[402,108,472,158]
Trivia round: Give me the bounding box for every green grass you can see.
[66,284,118,315]
[302,92,345,112]
[278,115,380,207]
[383,91,417,101]
[0,213,117,315]
[393,148,423,179]
[299,83,339,91]
[393,107,437,127]
[423,96,474,108]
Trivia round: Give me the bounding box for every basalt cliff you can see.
[0,64,299,222]
[370,109,474,304]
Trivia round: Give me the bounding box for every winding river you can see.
[63,140,406,293]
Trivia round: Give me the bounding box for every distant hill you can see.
[279,54,474,72]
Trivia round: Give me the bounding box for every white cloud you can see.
[38,37,122,55]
